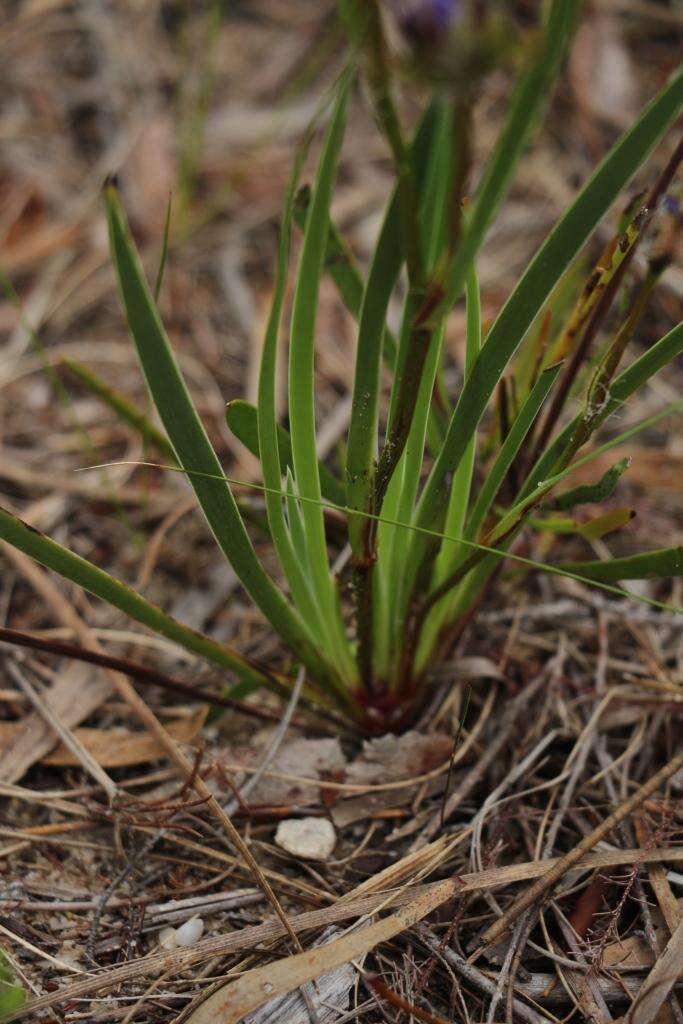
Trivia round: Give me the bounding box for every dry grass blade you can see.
[477,745,683,948]
[176,878,461,1024]
[623,917,683,1024]
[182,841,683,1024]
[10,846,683,1021]
[4,660,117,800]
[0,546,113,781]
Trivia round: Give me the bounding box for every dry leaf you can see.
[346,731,454,786]
[212,736,346,806]
[243,929,354,1024]
[184,875,461,1024]
[13,847,683,1022]
[0,707,207,768]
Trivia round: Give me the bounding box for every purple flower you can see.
[400,0,460,46]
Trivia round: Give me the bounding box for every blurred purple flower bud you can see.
[662,194,681,222]
[400,0,460,47]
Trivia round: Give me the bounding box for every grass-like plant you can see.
[2,1,682,731]
[0,952,24,1022]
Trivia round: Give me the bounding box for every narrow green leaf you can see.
[411,65,683,576]
[553,457,630,510]
[560,547,683,582]
[416,266,482,664]
[435,267,482,568]
[439,0,581,318]
[283,468,307,563]
[438,400,683,633]
[287,71,356,679]
[374,321,445,680]
[0,504,281,694]
[105,185,340,692]
[226,399,345,506]
[524,320,683,496]
[345,101,439,550]
[529,507,634,540]
[255,112,336,664]
[375,104,462,675]
[579,508,634,541]
[154,193,173,301]
[466,362,563,543]
[293,185,399,366]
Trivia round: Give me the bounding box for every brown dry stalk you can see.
[367,974,451,1024]
[634,816,681,935]
[477,744,683,948]
[0,625,281,724]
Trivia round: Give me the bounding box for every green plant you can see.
[2,2,682,731]
[0,951,25,1022]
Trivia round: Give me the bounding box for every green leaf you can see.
[293,185,399,366]
[553,457,630,510]
[345,101,439,551]
[0,504,281,694]
[287,70,356,679]
[154,193,173,301]
[411,65,683,575]
[439,0,581,318]
[225,399,345,506]
[530,507,634,540]
[423,401,683,646]
[466,362,563,543]
[560,547,683,582]
[0,950,25,1022]
[525,320,683,496]
[255,112,337,664]
[375,104,463,675]
[417,265,482,661]
[104,185,341,694]
[284,467,310,570]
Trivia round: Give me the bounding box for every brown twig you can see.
[475,744,683,949]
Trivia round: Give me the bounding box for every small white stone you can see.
[159,926,178,950]
[175,916,204,947]
[275,817,336,861]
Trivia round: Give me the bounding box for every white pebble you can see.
[275,817,336,861]
[175,916,204,946]
[159,926,178,951]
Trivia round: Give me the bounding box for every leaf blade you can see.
[560,547,683,582]
[411,65,683,572]
[105,185,335,688]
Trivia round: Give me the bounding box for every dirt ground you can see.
[1,2,683,1022]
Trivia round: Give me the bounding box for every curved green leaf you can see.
[226,399,345,506]
[553,457,630,511]
[105,185,339,692]
[560,547,683,582]
[412,64,683,567]
[0,504,280,694]
[287,71,356,679]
